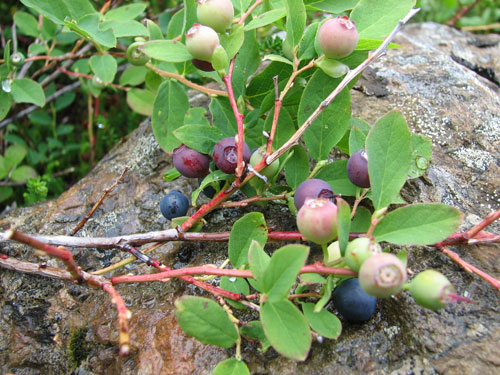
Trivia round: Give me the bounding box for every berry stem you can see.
[222,58,246,181]
[236,0,263,24]
[219,192,287,208]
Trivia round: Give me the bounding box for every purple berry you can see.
[294,179,334,211]
[346,149,370,188]
[409,270,455,311]
[212,137,251,174]
[160,190,189,220]
[296,198,338,244]
[186,24,220,62]
[197,0,234,33]
[192,58,215,72]
[359,253,407,298]
[344,237,381,272]
[317,16,359,59]
[173,144,210,178]
[332,278,377,323]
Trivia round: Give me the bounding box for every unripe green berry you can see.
[249,146,279,179]
[344,237,381,272]
[197,0,234,33]
[409,270,455,311]
[359,253,407,298]
[126,42,150,66]
[325,241,341,266]
[10,52,25,67]
[91,75,106,89]
[186,24,220,62]
[297,198,338,245]
[317,16,359,59]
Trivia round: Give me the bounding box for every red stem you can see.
[465,208,500,239]
[101,283,131,356]
[267,75,281,155]
[222,59,245,181]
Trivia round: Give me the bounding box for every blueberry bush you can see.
[1,1,499,374]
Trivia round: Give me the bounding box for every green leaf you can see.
[174,124,224,155]
[0,90,12,121]
[232,0,253,14]
[75,14,116,48]
[366,111,412,210]
[244,8,287,31]
[262,244,309,302]
[314,275,333,312]
[146,19,163,40]
[373,203,463,245]
[247,62,292,109]
[64,0,96,20]
[298,69,351,161]
[0,186,13,203]
[89,54,117,83]
[163,167,181,182]
[220,276,250,310]
[126,89,155,116]
[351,206,371,233]
[285,146,309,189]
[300,273,327,284]
[240,321,271,352]
[184,107,210,127]
[284,0,306,47]
[248,240,270,285]
[298,22,319,61]
[408,134,432,178]
[11,79,45,107]
[315,160,358,196]
[229,213,268,268]
[119,65,147,86]
[232,30,260,98]
[302,302,341,339]
[28,43,47,56]
[356,39,401,51]
[304,0,358,13]
[5,145,28,171]
[336,197,351,257]
[14,12,40,37]
[349,126,366,155]
[102,19,148,38]
[11,166,38,182]
[105,3,147,20]
[152,80,189,152]
[183,0,198,40]
[167,8,185,39]
[260,300,311,360]
[209,97,238,137]
[20,0,69,24]
[351,0,416,39]
[263,54,293,66]
[0,156,9,180]
[175,296,238,348]
[213,358,250,375]
[220,24,245,60]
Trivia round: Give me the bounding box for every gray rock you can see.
[0,23,499,375]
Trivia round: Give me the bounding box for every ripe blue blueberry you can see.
[332,278,377,323]
[160,190,189,220]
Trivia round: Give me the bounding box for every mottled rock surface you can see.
[0,23,499,375]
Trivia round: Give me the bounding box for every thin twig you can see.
[446,0,481,26]
[219,193,287,208]
[465,208,500,239]
[71,166,130,236]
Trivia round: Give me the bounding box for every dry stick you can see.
[222,59,246,182]
[71,166,130,236]
[0,256,74,281]
[461,23,500,31]
[219,193,287,208]
[266,75,282,155]
[146,63,227,97]
[439,246,500,290]
[446,0,481,26]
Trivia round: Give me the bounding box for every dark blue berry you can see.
[332,278,377,323]
[197,178,225,199]
[160,190,189,220]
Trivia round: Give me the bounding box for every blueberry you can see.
[160,190,189,220]
[346,149,370,188]
[332,278,377,323]
[212,137,251,174]
[294,179,334,211]
[197,177,225,199]
[173,144,210,178]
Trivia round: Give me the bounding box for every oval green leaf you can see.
[89,54,117,84]
[315,160,358,196]
[302,302,342,339]
[244,8,287,31]
[229,212,268,268]
[142,40,192,63]
[175,296,238,348]
[126,89,155,116]
[173,124,225,154]
[373,203,463,245]
[213,358,250,375]
[366,111,411,210]
[285,146,309,189]
[11,79,45,107]
[260,300,311,361]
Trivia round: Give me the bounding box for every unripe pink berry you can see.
[197,0,234,33]
[297,198,338,244]
[186,24,220,62]
[359,253,407,298]
[317,16,359,59]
